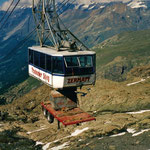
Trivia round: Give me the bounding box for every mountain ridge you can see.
[1,0,149,11]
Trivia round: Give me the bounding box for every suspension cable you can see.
[1,27,37,61]
[0,0,15,25]
[0,0,21,30]
[56,0,68,11]
[57,0,73,14]
[1,0,78,60]
[58,0,76,16]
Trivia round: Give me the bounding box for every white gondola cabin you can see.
[28,46,96,89]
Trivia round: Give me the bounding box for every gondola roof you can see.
[29,46,95,56]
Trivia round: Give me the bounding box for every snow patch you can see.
[88,5,95,10]
[100,6,105,9]
[126,110,150,115]
[43,142,51,150]
[132,129,150,136]
[104,121,111,124]
[110,132,126,137]
[71,127,89,136]
[42,127,89,150]
[27,127,49,134]
[51,142,69,150]
[82,4,89,8]
[36,141,44,146]
[42,139,64,150]
[127,79,145,86]
[127,128,136,134]
[128,1,147,9]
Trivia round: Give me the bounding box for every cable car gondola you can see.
[28,46,96,89]
[28,0,96,89]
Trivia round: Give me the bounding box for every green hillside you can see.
[94,29,150,81]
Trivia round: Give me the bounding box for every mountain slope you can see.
[62,2,150,47]
[0,74,150,149]
[94,29,150,81]
[0,8,35,93]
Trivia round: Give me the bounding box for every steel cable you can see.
[0,0,15,25]
[1,0,76,61]
[1,27,37,61]
[0,0,21,30]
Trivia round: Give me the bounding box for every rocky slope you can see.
[0,73,150,149]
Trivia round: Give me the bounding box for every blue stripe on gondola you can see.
[29,63,94,77]
[29,63,65,77]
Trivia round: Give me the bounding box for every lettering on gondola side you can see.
[67,77,90,84]
[31,67,50,83]
[32,67,42,77]
[43,73,50,82]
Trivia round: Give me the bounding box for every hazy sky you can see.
[0,0,32,10]
[0,0,8,5]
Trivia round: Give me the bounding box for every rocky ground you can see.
[0,75,150,150]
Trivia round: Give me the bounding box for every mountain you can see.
[94,29,150,81]
[1,1,150,92]
[62,2,150,47]
[0,8,35,93]
[63,0,150,10]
